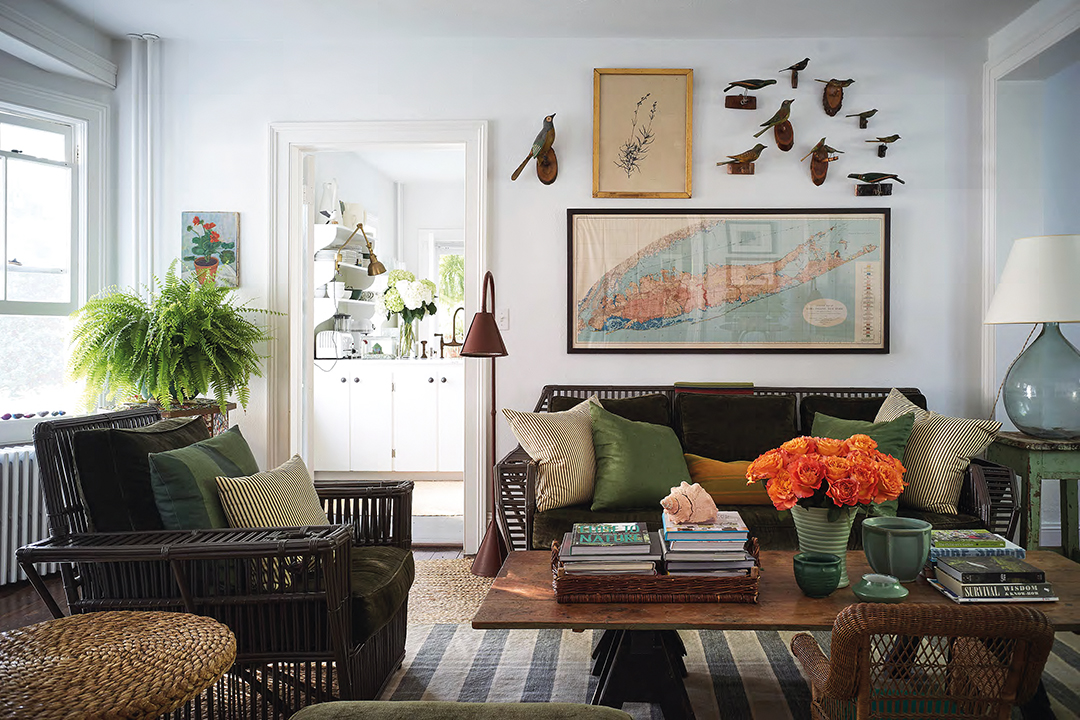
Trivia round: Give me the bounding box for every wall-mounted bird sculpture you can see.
[802,137,842,186]
[867,133,901,157]
[754,99,794,139]
[780,58,810,87]
[815,78,855,116]
[845,108,877,128]
[716,143,767,166]
[849,172,905,184]
[724,78,777,93]
[511,113,557,183]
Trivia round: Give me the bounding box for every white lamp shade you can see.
[984,235,1080,324]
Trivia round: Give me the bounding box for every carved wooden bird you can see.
[511,113,556,181]
[781,58,810,73]
[724,78,777,93]
[716,143,767,166]
[816,78,855,87]
[753,99,794,138]
[846,109,877,121]
[848,172,905,184]
[866,134,901,144]
[801,138,843,162]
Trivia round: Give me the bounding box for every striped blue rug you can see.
[381,624,1080,719]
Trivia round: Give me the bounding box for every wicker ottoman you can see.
[0,610,236,719]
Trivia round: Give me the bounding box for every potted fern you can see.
[68,264,274,412]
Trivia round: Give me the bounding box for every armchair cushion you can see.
[875,389,1000,515]
[350,546,414,643]
[799,392,926,434]
[73,416,211,532]
[549,392,671,427]
[677,393,797,461]
[149,425,260,529]
[217,455,330,528]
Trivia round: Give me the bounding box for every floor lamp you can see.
[461,271,509,577]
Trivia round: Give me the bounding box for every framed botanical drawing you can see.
[593,68,692,198]
[181,211,239,287]
[567,208,890,353]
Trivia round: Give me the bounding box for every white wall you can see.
[114,35,986,467]
[1044,59,1080,234]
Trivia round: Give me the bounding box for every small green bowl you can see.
[793,552,842,598]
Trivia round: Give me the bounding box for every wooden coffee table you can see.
[473,550,1080,719]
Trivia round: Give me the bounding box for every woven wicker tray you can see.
[550,538,760,604]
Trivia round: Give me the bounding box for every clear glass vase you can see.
[398,319,416,359]
[1003,322,1080,440]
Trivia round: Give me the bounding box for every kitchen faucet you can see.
[435,307,465,358]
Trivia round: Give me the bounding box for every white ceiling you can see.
[51,0,1037,41]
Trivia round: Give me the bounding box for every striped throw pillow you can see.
[216,455,329,528]
[502,398,597,512]
[874,388,1000,514]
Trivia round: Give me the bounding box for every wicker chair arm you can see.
[496,447,536,552]
[959,458,1020,539]
[789,632,835,698]
[316,479,413,549]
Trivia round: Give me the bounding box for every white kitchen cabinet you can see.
[313,359,463,473]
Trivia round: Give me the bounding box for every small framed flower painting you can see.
[181,211,239,287]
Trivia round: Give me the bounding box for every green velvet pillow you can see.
[73,416,211,532]
[589,402,690,512]
[149,425,260,529]
[810,411,916,517]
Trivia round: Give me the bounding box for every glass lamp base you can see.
[1002,322,1080,440]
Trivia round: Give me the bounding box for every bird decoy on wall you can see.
[511,113,557,184]
[866,134,901,157]
[849,171,905,196]
[780,58,810,88]
[724,78,776,110]
[716,143,767,174]
[754,99,795,151]
[815,78,855,116]
[801,138,843,186]
[845,108,877,128]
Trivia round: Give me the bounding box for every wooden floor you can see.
[0,545,465,633]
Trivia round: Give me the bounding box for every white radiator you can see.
[1,445,58,585]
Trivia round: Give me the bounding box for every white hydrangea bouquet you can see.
[378,269,437,356]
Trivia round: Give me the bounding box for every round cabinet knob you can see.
[353,377,360,383]
[428,377,435,383]
[441,377,447,383]
[339,377,346,383]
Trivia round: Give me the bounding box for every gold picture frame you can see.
[593,68,693,199]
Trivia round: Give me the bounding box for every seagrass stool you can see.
[790,603,1054,720]
[0,610,236,719]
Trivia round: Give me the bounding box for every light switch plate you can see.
[497,308,509,331]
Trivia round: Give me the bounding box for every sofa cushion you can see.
[149,425,260,530]
[533,505,663,550]
[503,399,596,513]
[677,393,797,461]
[216,455,330,528]
[589,403,690,512]
[292,701,634,720]
[350,545,414,644]
[549,392,671,427]
[798,393,927,435]
[875,389,1000,515]
[683,455,771,505]
[810,412,916,517]
[72,416,211,532]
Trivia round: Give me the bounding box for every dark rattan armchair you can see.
[18,407,413,719]
[790,603,1054,720]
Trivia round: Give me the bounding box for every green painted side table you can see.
[986,431,1080,561]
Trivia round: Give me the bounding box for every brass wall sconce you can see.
[337,223,387,276]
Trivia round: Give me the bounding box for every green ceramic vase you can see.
[790,505,857,587]
[861,516,932,583]
[792,552,842,598]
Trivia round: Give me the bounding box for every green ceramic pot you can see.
[852,573,909,603]
[792,552,842,598]
[861,516,932,583]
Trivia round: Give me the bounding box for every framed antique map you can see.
[567,208,890,353]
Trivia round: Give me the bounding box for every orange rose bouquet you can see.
[746,435,906,515]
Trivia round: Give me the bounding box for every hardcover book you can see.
[931,529,1006,547]
[934,571,1056,600]
[928,536,1025,562]
[661,511,749,539]
[665,559,756,572]
[927,577,1058,604]
[571,521,649,547]
[560,532,663,560]
[935,555,1045,584]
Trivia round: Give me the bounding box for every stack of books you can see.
[557,521,662,575]
[927,555,1057,603]
[929,528,1026,563]
[660,510,756,576]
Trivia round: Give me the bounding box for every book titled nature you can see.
[935,555,1045,584]
[571,521,649,547]
[934,570,1056,600]
[661,511,749,538]
[927,577,1058,604]
[560,532,663,560]
[931,529,1006,547]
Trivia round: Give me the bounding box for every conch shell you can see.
[660,481,718,524]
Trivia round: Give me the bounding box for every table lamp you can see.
[985,234,1080,439]
[460,271,509,577]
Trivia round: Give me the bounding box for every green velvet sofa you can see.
[495,385,1019,552]
[293,701,632,719]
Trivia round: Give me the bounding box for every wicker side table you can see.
[0,611,236,719]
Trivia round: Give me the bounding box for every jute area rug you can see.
[398,559,1080,719]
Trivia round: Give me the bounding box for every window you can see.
[0,107,83,435]
[433,238,465,350]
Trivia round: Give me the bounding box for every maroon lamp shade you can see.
[460,271,507,357]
